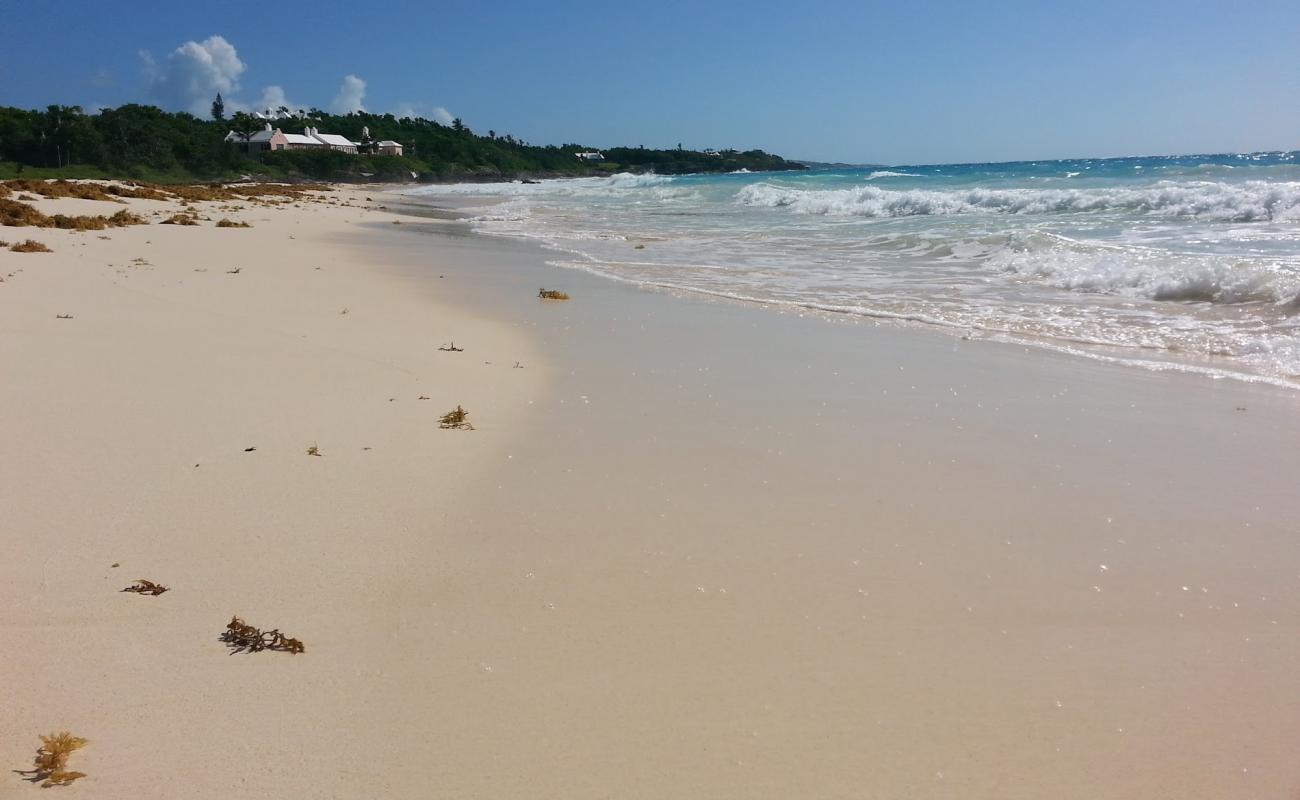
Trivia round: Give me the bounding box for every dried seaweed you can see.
[121,579,169,596]
[306,444,321,457]
[439,405,474,430]
[55,314,73,320]
[160,213,200,225]
[1,199,145,230]
[18,732,87,787]
[538,288,570,300]
[215,218,251,228]
[438,341,463,352]
[11,239,51,253]
[220,616,305,655]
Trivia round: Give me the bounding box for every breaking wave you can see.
[982,233,1300,305]
[736,180,1300,222]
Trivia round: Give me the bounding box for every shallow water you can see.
[407,152,1300,387]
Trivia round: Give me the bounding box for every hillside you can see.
[0,104,805,183]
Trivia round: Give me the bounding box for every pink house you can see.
[223,123,290,153]
[225,123,360,154]
[227,122,291,152]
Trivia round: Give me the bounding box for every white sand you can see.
[1,188,541,796]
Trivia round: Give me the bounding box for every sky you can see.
[1,0,1298,165]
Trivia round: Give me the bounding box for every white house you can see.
[575,151,604,161]
[376,140,404,156]
[226,124,360,153]
[308,128,359,154]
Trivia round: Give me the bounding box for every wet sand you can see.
[367,208,1300,799]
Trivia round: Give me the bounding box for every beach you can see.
[4,184,1300,798]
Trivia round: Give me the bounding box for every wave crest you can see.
[736,180,1300,222]
[986,233,1300,305]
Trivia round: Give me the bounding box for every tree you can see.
[211,93,225,121]
[230,111,261,144]
[451,118,465,133]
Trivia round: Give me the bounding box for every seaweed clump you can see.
[215,218,251,228]
[20,732,87,787]
[538,288,570,300]
[220,615,305,654]
[1,198,145,230]
[439,405,474,430]
[160,212,200,226]
[121,579,169,596]
[11,239,52,253]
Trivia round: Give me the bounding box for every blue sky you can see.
[2,0,1298,165]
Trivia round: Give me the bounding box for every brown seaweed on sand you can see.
[537,288,570,300]
[11,239,52,253]
[220,616,305,654]
[121,578,169,596]
[439,405,474,430]
[17,732,88,787]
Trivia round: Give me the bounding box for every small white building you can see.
[575,151,604,162]
[308,128,359,154]
[376,140,404,157]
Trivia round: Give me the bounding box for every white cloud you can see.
[149,35,246,115]
[250,85,305,117]
[331,74,366,114]
[394,103,454,125]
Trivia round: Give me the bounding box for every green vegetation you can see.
[0,104,804,184]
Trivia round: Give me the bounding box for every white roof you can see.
[376,140,402,147]
[312,132,356,147]
[282,133,320,145]
[225,129,277,143]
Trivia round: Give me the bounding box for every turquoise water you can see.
[408,152,1300,386]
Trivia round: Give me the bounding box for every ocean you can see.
[406,151,1300,387]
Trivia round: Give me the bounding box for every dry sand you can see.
[4,184,1300,799]
[1,187,541,796]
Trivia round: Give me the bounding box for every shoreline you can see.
[376,202,1300,798]
[400,188,1300,394]
[5,181,1300,798]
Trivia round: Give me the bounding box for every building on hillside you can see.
[225,124,359,154]
[575,151,604,161]
[223,123,288,153]
[308,128,359,154]
[376,140,404,156]
[279,131,323,150]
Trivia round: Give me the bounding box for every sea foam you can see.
[736,180,1300,222]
